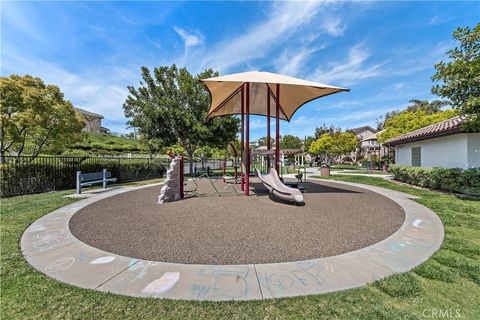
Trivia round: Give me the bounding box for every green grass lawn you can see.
[333,170,389,175]
[1,176,479,319]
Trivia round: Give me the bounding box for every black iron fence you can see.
[187,159,228,176]
[0,156,170,197]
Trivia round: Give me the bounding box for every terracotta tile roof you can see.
[385,116,463,146]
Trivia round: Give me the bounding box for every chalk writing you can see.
[258,260,326,296]
[32,230,71,252]
[189,266,250,299]
[45,257,75,272]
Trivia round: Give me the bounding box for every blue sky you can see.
[2,1,479,139]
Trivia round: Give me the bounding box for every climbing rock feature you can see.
[158,156,182,204]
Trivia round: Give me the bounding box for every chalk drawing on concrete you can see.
[190,266,250,299]
[90,256,116,265]
[45,257,75,273]
[142,272,180,296]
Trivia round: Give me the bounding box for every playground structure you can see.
[158,153,184,204]
[201,71,349,198]
[251,148,306,176]
[160,71,349,204]
[255,168,304,204]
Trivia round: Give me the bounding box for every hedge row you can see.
[389,165,480,196]
[0,158,167,197]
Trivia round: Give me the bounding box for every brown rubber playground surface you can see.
[69,178,405,265]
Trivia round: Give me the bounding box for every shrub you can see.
[389,165,480,196]
[0,157,167,197]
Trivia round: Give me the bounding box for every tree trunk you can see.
[188,150,194,176]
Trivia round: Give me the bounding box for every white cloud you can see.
[311,44,385,85]
[322,17,346,37]
[249,118,267,130]
[173,26,204,48]
[198,0,340,72]
[274,48,312,76]
[427,15,449,26]
[2,50,132,122]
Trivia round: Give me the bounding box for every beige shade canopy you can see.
[201,71,350,121]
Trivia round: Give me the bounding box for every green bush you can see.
[71,132,143,155]
[389,165,480,196]
[0,157,167,197]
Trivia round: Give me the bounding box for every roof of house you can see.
[361,129,384,142]
[348,125,377,135]
[74,108,104,119]
[385,116,463,146]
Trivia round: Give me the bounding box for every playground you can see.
[19,71,445,301]
[69,179,405,264]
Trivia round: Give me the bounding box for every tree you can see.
[123,65,240,173]
[304,136,315,153]
[432,23,480,131]
[0,75,84,163]
[309,132,357,164]
[378,108,457,143]
[314,124,339,139]
[257,136,274,147]
[280,134,302,149]
[406,99,450,114]
[376,100,450,130]
[329,132,357,163]
[140,136,164,159]
[309,134,332,164]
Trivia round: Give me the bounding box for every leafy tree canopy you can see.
[123,65,240,171]
[309,132,357,164]
[378,108,457,143]
[304,136,315,153]
[257,136,274,147]
[280,134,302,149]
[376,99,450,130]
[432,23,480,131]
[314,124,340,139]
[0,74,84,162]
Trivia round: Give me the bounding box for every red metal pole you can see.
[240,85,245,191]
[275,84,280,173]
[179,156,184,199]
[267,86,271,170]
[245,82,250,196]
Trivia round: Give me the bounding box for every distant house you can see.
[347,125,378,161]
[348,125,378,140]
[385,116,479,169]
[360,130,382,150]
[74,108,109,134]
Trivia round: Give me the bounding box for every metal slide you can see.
[255,168,304,204]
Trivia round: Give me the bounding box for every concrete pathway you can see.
[21,179,443,301]
[282,167,392,179]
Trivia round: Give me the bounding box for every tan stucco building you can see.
[74,108,109,134]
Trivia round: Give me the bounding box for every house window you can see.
[411,147,421,167]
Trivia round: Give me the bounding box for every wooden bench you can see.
[76,169,117,194]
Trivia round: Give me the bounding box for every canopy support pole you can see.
[245,82,250,196]
[275,84,280,173]
[267,86,271,170]
[240,85,244,191]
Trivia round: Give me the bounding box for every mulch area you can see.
[69,178,405,264]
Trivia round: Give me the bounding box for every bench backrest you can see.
[79,171,112,182]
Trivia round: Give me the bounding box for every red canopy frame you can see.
[240,82,281,196]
